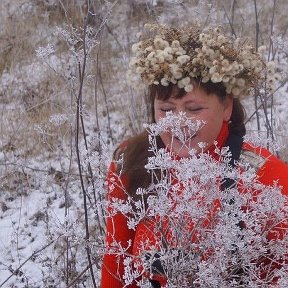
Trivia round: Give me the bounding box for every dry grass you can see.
[0,1,84,159]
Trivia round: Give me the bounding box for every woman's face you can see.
[154,85,233,158]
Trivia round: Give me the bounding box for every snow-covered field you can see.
[0,1,287,287]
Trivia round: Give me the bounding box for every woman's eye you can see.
[160,108,173,112]
[187,107,203,112]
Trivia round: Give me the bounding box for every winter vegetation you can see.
[0,0,288,287]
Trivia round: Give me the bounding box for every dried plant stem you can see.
[93,49,106,236]
[73,2,119,284]
[268,0,277,137]
[222,2,237,37]
[66,264,90,288]
[98,31,114,143]
[74,16,97,288]
[246,76,288,123]
[253,0,261,131]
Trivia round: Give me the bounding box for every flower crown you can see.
[127,23,279,97]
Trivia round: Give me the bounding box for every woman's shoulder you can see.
[240,142,288,193]
[240,142,279,168]
[241,142,287,165]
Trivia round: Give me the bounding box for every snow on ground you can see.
[1,154,79,285]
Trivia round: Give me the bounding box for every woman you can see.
[101,24,288,287]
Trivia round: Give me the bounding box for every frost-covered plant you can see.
[107,113,288,288]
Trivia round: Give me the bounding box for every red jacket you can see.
[100,142,288,288]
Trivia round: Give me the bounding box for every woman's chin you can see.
[161,134,202,157]
[169,142,197,158]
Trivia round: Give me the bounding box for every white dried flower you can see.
[207,48,215,58]
[145,46,153,52]
[202,76,210,83]
[217,35,226,45]
[209,66,217,74]
[170,77,177,84]
[147,51,156,61]
[131,42,142,53]
[184,84,194,92]
[175,47,186,56]
[129,57,139,68]
[170,64,183,79]
[242,59,251,68]
[222,75,230,83]
[178,77,191,88]
[211,72,223,83]
[274,73,281,81]
[171,40,181,48]
[136,67,145,74]
[152,64,160,72]
[267,61,276,69]
[199,33,206,41]
[222,64,232,72]
[207,39,215,46]
[229,77,236,84]
[177,81,185,89]
[154,36,169,50]
[164,53,173,62]
[161,77,169,86]
[177,55,191,65]
[222,59,229,67]
[163,46,173,54]
[155,51,165,63]
[180,34,189,44]
[237,78,246,88]
[147,73,155,82]
[237,64,244,72]
[254,65,263,74]
[232,87,241,96]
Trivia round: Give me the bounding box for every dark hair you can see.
[115,81,246,199]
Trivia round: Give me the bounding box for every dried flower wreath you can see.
[127,23,280,97]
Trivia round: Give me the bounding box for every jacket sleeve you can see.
[100,162,139,288]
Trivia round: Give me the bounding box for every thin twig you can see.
[253,0,260,130]
[0,239,58,287]
[66,264,90,288]
[268,0,277,138]
[74,14,97,288]
[222,3,237,37]
[245,76,288,123]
